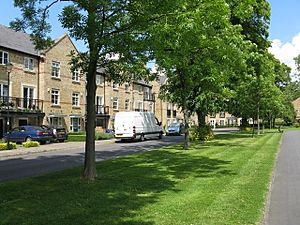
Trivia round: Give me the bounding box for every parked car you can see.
[166,123,184,136]
[2,125,53,144]
[114,111,163,141]
[41,125,68,142]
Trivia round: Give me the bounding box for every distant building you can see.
[292,97,300,122]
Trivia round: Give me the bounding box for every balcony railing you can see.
[95,105,109,115]
[0,96,43,112]
[143,92,155,101]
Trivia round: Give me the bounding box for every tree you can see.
[11,0,170,180]
[151,0,245,148]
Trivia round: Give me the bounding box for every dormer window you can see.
[24,57,34,70]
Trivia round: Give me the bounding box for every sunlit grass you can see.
[0,132,281,225]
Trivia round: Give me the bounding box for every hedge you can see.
[0,142,17,150]
[22,141,40,148]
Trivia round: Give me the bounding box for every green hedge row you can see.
[68,132,114,142]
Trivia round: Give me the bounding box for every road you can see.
[0,136,184,182]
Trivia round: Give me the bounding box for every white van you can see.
[114,112,163,141]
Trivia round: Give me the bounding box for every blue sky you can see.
[1,1,300,71]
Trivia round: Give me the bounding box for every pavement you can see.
[264,130,300,225]
[0,139,115,158]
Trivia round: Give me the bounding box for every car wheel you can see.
[140,134,145,141]
[158,132,162,139]
[25,137,32,142]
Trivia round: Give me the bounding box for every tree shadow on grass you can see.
[0,149,233,225]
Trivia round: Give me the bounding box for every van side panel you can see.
[114,112,162,140]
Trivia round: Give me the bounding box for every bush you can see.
[67,135,86,142]
[189,125,214,142]
[0,142,17,150]
[240,127,252,132]
[22,141,40,148]
[95,132,114,140]
[68,132,86,136]
[68,132,114,142]
[293,122,300,128]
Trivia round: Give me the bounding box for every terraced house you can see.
[0,24,167,135]
[0,24,241,136]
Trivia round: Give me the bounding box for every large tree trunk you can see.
[83,59,97,180]
[257,106,260,135]
[183,108,189,149]
[196,110,206,127]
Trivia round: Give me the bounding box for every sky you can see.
[1,1,300,74]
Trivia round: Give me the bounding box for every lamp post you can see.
[6,63,13,150]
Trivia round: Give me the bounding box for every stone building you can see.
[0,24,240,136]
[292,97,300,122]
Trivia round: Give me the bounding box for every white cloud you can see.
[268,33,300,75]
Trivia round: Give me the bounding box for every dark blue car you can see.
[3,125,53,144]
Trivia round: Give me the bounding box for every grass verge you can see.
[0,132,281,225]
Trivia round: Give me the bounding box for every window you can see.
[149,103,154,113]
[96,96,104,113]
[0,51,9,65]
[72,92,80,107]
[220,111,225,118]
[51,61,60,78]
[0,83,8,96]
[51,89,60,105]
[125,83,130,92]
[70,117,81,132]
[210,113,216,118]
[112,82,119,90]
[50,117,63,127]
[24,57,34,70]
[125,99,130,111]
[167,103,172,118]
[72,69,80,82]
[220,120,225,126]
[135,101,143,112]
[96,74,104,85]
[23,87,34,108]
[112,97,118,110]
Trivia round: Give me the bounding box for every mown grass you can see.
[0,132,281,225]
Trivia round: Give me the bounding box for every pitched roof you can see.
[0,24,40,56]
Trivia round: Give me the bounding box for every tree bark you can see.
[196,110,206,127]
[183,108,189,150]
[83,3,98,180]
[83,55,98,180]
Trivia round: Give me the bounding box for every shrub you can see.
[293,123,300,128]
[95,132,114,140]
[22,141,40,148]
[0,142,17,150]
[240,127,252,132]
[67,134,86,142]
[189,125,214,142]
[68,132,86,136]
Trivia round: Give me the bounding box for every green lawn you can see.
[0,132,281,225]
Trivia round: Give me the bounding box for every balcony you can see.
[95,105,109,115]
[143,92,155,101]
[0,96,43,113]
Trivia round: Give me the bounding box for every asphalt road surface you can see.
[0,136,184,182]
